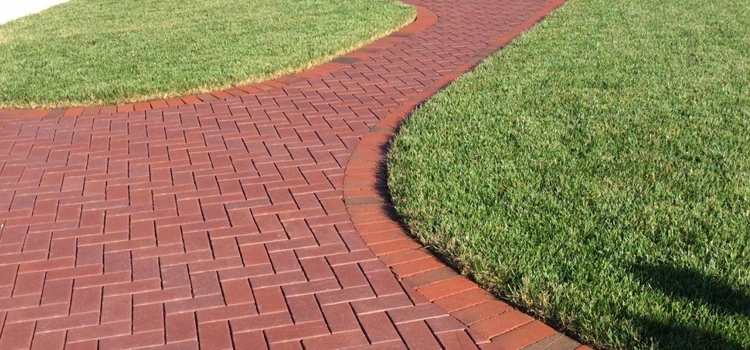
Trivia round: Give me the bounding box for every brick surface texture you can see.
[0,0,589,349]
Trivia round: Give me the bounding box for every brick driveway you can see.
[0,0,585,349]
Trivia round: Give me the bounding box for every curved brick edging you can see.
[0,6,432,119]
[342,0,595,349]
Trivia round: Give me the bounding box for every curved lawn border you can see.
[342,0,593,349]
[0,4,426,119]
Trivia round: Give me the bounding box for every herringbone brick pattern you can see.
[0,0,585,349]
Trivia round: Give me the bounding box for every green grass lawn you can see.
[387,0,750,349]
[0,0,414,108]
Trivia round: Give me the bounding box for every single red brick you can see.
[332,263,368,288]
[162,264,190,289]
[369,239,422,258]
[299,257,334,281]
[156,225,183,246]
[165,98,185,106]
[360,230,408,245]
[433,288,495,312]
[240,244,270,266]
[268,341,303,350]
[426,316,467,334]
[254,215,284,233]
[232,331,268,350]
[191,271,222,296]
[435,331,481,350]
[0,265,18,289]
[67,320,131,343]
[365,270,404,297]
[63,107,85,117]
[182,95,202,104]
[254,286,288,314]
[321,302,360,334]
[390,256,447,278]
[470,310,534,339]
[104,279,160,298]
[99,330,165,350]
[36,312,99,333]
[6,303,69,323]
[416,276,478,301]
[22,231,52,252]
[309,225,342,246]
[150,99,169,109]
[101,294,132,323]
[378,249,432,268]
[264,321,330,344]
[228,209,255,228]
[230,313,292,333]
[63,340,98,350]
[198,321,234,350]
[198,304,257,323]
[358,312,400,344]
[70,286,102,314]
[221,278,254,305]
[46,264,101,281]
[76,245,104,266]
[397,321,443,350]
[490,321,557,350]
[302,330,369,350]
[104,250,131,273]
[134,101,151,111]
[30,330,66,350]
[452,300,512,326]
[287,294,324,323]
[40,278,73,305]
[387,303,447,324]
[167,312,198,343]
[133,286,192,306]
[269,250,301,273]
[520,334,566,350]
[12,271,45,296]
[134,303,165,333]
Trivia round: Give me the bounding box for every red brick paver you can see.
[0,0,591,349]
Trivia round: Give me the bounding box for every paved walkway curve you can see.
[0,0,592,349]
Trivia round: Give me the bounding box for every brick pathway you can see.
[0,0,590,349]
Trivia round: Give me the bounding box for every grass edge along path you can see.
[387,0,750,349]
[0,0,415,108]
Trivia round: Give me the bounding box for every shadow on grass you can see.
[630,262,750,349]
[630,315,746,350]
[631,262,750,318]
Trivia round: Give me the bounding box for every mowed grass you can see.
[0,0,414,108]
[387,0,750,349]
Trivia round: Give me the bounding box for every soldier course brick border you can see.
[342,0,595,349]
[0,0,597,349]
